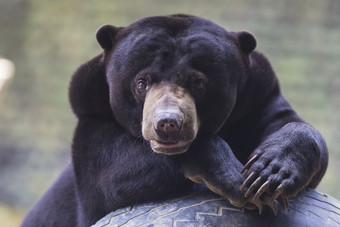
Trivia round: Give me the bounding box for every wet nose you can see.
[155,113,183,134]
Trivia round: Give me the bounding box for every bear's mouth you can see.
[150,140,191,155]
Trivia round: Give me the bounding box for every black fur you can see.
[21,15,328,226]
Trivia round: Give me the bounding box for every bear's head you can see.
[91,15,256,155]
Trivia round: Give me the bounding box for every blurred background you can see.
[0,0,339,226]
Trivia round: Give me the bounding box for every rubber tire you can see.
[92,189,340,227]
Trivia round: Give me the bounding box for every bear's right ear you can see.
[96,25,120,51]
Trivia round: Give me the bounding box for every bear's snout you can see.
[142,83,199,155]
[154,110,184,136]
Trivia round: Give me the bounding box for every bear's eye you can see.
[191,78,206,95]
[136,79,147,93]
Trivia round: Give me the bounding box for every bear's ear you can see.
[96,24,120,51]
[236,31,257,55]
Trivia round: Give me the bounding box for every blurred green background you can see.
[0,0,339,226]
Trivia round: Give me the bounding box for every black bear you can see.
[21,15,328,227]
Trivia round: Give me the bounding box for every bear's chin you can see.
[149,140,191,155]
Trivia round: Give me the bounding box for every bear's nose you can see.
[154,113,183,135]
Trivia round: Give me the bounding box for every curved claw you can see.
[262,195,278,215]
[245,177,262,198]
[283,198,289,210]
[240,172,257,191]
[249,195,263,214]
[277,197,289,211]
[243,203,257,211]
[241,154,259,174]
[272,184,284,201]
[254,181,270,201]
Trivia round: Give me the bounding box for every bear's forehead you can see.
[111,31,233,79]
[117,15,234,52]
[109,16,241,80]
[114,25,236,68]
[125,15,226,35]
[123,30,227,54]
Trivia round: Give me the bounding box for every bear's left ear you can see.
[235,31,257,55]
[96,24,120,51]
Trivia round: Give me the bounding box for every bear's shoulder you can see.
[248,51,279,98]
[69,54,113,119]
[227,51,280,123]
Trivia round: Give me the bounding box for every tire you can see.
[92,189,340,227]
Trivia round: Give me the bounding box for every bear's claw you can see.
[247,193,278,215]
[240,152,291,215]
[244,177,263,198]
[241,154,259,174]
[254,181,270,201]
[240,172,256,191]
[262,194,278,215]
[277,196,289,211]
[246,193,279,215]
[248,194,263,214]
[240,176,287,215]
[272,184,284,200]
